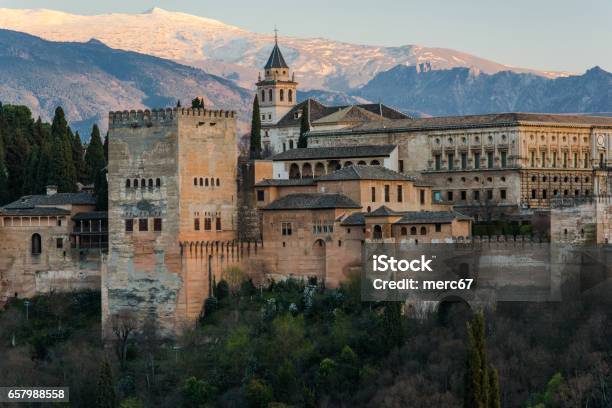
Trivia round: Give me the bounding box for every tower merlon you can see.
[108,108,237,128]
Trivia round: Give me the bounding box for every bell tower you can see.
[256,29,298,127]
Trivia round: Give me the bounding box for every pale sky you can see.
[1,0,611,73]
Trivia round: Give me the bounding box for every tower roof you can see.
[264,43,289,69]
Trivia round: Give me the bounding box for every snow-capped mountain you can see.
[0,7,568,91]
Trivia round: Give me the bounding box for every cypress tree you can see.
[464,311,499,408]
[298,100,310,148]
[249,95,262,159]
[85,124,106,184]
[103,133,108,163]
[96,359,116,408]
[95,168,108,211]
[191,97,205,109]
[382,302,404,349]
[72,131,87,184]
[0,136,9,204]
[49,107,76,192]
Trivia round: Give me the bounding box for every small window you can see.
[56,238,63,249]
[486,190,493,200]
[281,222,292,236]
[397,185,403,202]
[156,178,161,187]
[401,227,407,236]
[126,179,131,188]
[500,189,507,200]
[31,233,42,255]
[205,178,209,187]
[194,178,197,186]
[433,191,442,202]
[435,223,441,232]
[125,219,133,232]
[216,217,222,231]
[139,219,148,231]
[371,186,376,202]
[461,190,467,200]
[216,178,220,187]
[194,218,200,231]
[257,190,265,201]
[148,179,153,188]
[410,227,417,235]
[420,190,425,205]
[531,189,537,199]
[57,218,62,227]
[447,191,454,201]
[141,179,146,189]
[154,218,162,232]
[384,185,390,202]
[398,160,404,173]
[420,226,427,235]
[288,89,293,102]
[199,178,203,186]
[473,190,480,200]
[204,218,212,231]
[134,179,139,188]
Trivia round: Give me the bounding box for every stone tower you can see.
[102,107,238,336]
[256,32,298,128]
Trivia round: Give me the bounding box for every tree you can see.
[97,359,116,408]
[383,302,404,349]
[49,107,77,192]
[249,95,262,160]
[176,100,182,108]
[191,97,205,109]
[297,100,310,148]
[0,135,9,204]
[464,311,500,408]
[72,131,87,183]
[111,310,137,370]
[85,124,106,184]
[95,168,108,210]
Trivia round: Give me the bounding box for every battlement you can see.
[108,107,237,127]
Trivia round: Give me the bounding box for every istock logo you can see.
[372,255,434,272]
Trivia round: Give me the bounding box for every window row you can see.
[433,189,508,202]
[125,218,162,232]
[126,178,162,189]
[260,88,293,103]
[193,177,221,187]
[371,185,403,203]
[399,224,443,236]
[434,151,508,171]
[313,221,334,234]
[529,189,591,199]
[529,151,591,168]
[194,217,222,231]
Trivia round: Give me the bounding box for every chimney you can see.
[46,185,58,196]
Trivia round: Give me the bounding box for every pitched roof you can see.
[271,99,409,129]
[270,145,396,161]
[366,205,399,217]
[312,105,383,125]
[3,192,96,210]
[72,211,108,221]
[309,113,612,137]
[264,43,289,69]
[396,211,472,224]
[262,193,361,210]
[254,178,317,187]
[318,165,414,181]
[0,207,71,216]
[340,212,366,226]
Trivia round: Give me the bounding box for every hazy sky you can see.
[1,0,610,73]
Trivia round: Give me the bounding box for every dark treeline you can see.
[0,103,108,209]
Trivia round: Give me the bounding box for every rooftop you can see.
[0,207,71,216]
[3,192,96,210]
[72,211,109,221]
[264,42,289,69]
[396,211,472,224]
[262,193,361,211]
[318,165,414,182]
[254,178,317,187]
[270,145,396,161]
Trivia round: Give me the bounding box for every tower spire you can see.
[274,25,278,45]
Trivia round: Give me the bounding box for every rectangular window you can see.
[573,152,578,168]
[530,151,535,167]
[384,185,390,202]
[204,218,212,231]
[281,222,292,236]
[56,238,63,249]
[397,185,403,202]
[501,151,507,168]
[435,223,442,232]
[531,189,537,199]
[563,152,568,168]
[398,160,404,173]
[461,153,467,169]
[541,151,546,168]
[500,189,507,200]
[486,189,493,200]
[584,153,589,168]
[473,190,480,200]
[447,191,454,201]
[139,218,148,232]
[434,154,441,170]
[487,152,494,169]
[542,189,548,199]
[420,190,425,205]
[371,186,376,202]
[474,152,481,169]
[552,151,557,168]
[216,217,222,231]
[461,190,467,200]
[257,190,265,202]
[447,153,454,170]
[194,218,200,231]
[125,219,133,232]
[154,218,162,232]
[433,191,442,203]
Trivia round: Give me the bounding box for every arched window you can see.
[141,179,146,189]
[216,178,220,186]
[280,89,284,102]
[31,233,42,255]
[261,90,265,102]
[194,178,197,186]
[420,226,427,235]
[410,226,417,235]
[401,227,407,236]
[134,179,139,188]
[156,178,161,187]
[269,89,273,101]
[199,178,203,186]
[371,160,381,165]
[205,178,209,187]
[373,225,383,239]
[289,163,301,179]
[288,89,293,102]
[289,140,294,149]
[148,179,153,188]
[126,179,131,188]
[357,160,367,165]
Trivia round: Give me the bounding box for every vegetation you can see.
[249,95,262,160]
[0,103,108,207]
[298,100,310,148]
[1,281,610,407]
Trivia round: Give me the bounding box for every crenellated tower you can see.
[256,30,298,129]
